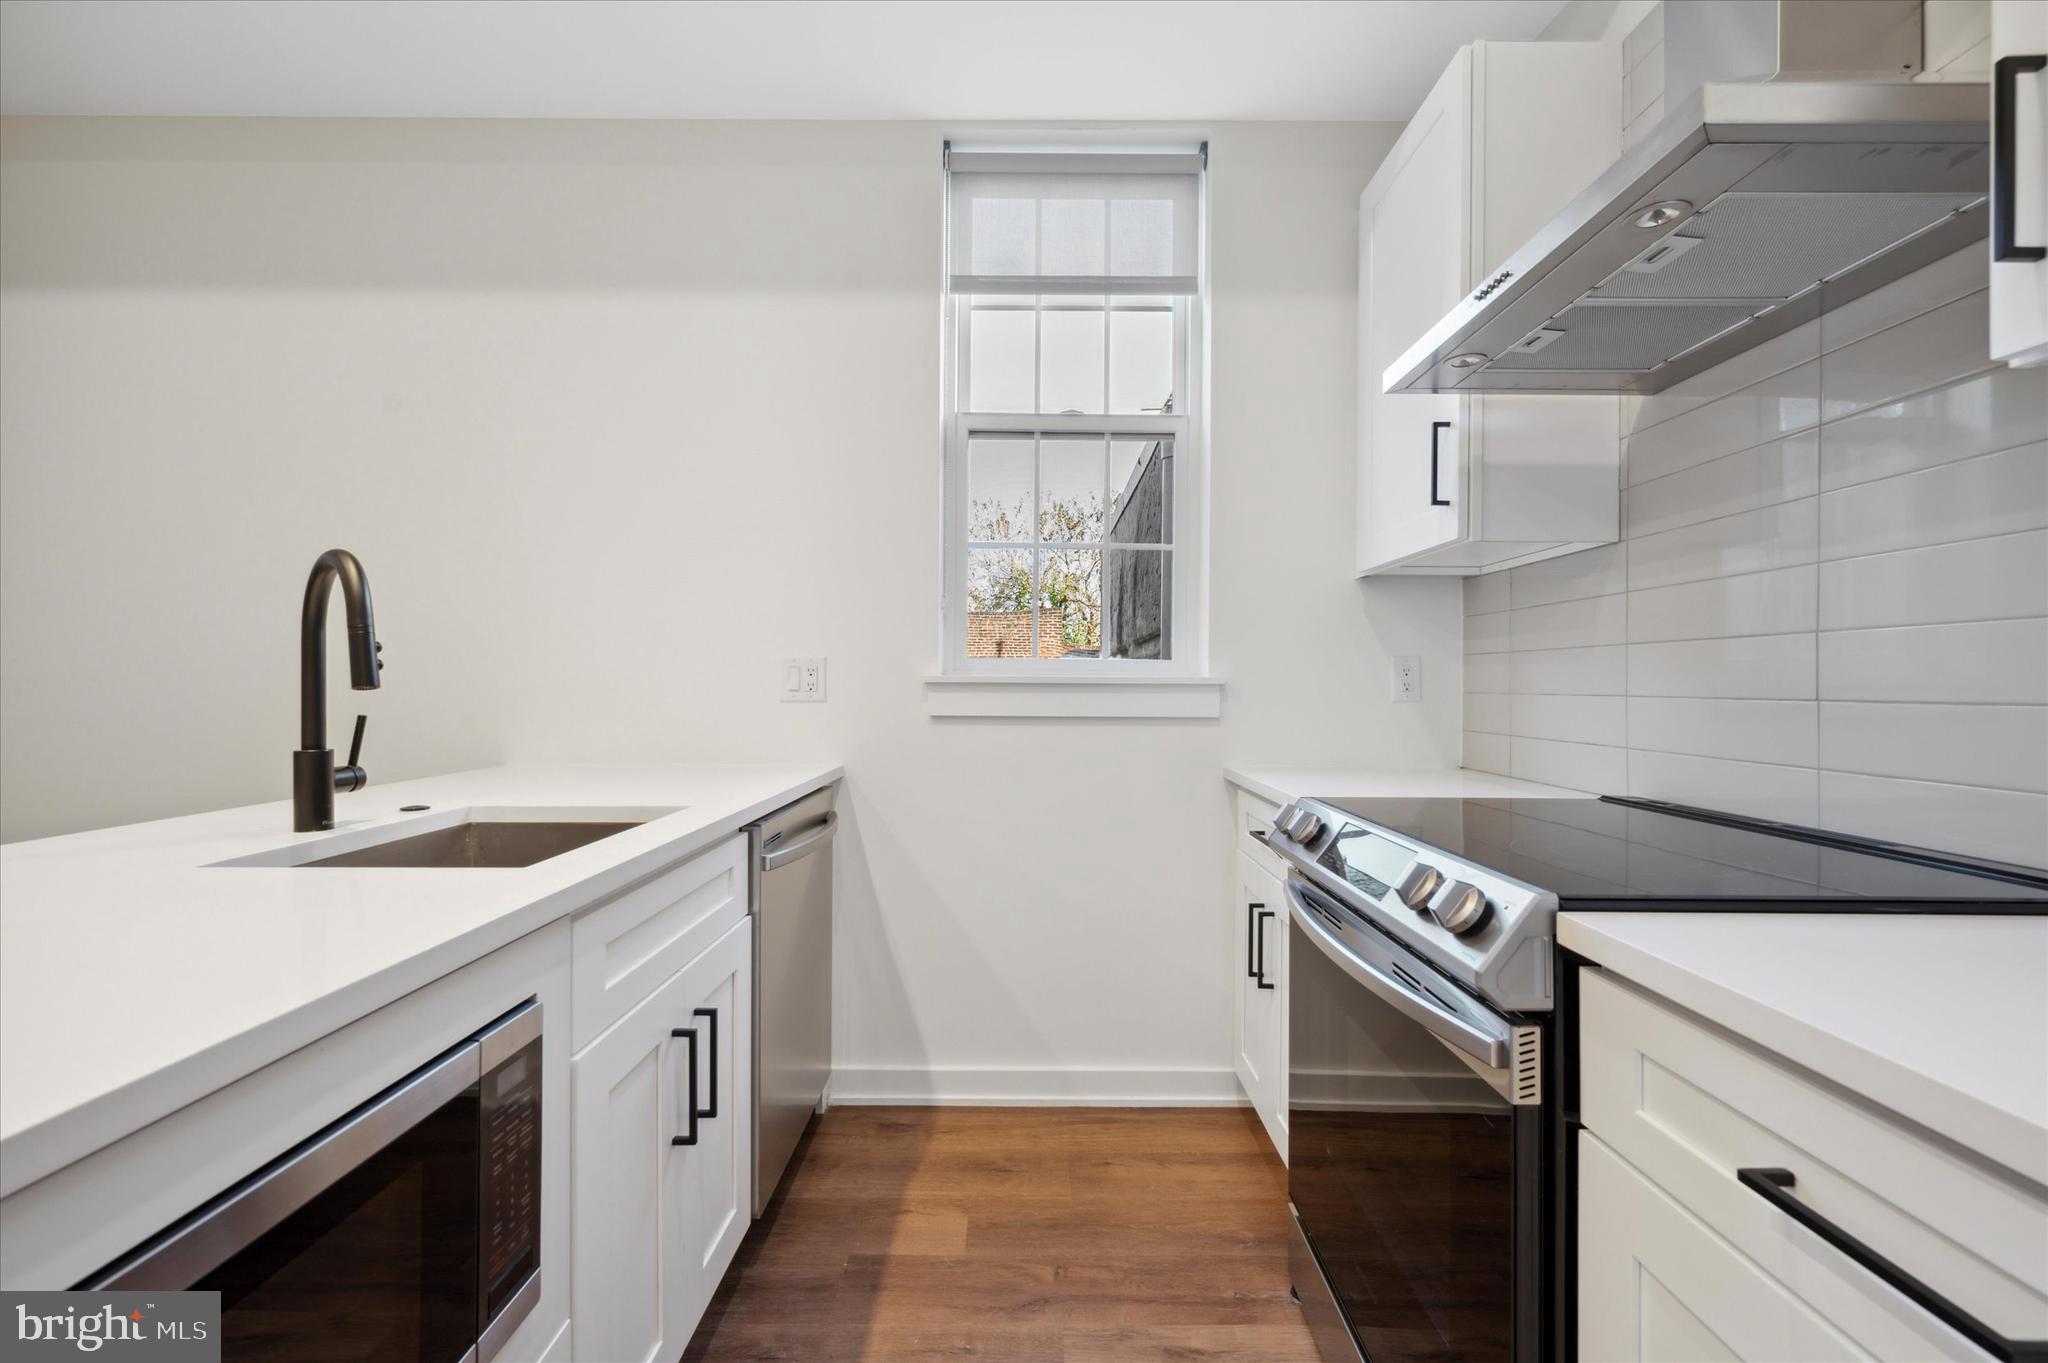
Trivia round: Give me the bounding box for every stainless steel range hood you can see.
[1386,8,1990,396]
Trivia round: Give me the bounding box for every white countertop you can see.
[1560,911,2048,1187]
[0,762,840,1195]
[1224,764,1588,807]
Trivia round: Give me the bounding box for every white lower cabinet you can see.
[572,914,753,1363]
[1576,969,2041,1362]
[1580,1131,1872,1363]
[1232,848,1286,1160]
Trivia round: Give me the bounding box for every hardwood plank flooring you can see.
[680,1107,1320,1363]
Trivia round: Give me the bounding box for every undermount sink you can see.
[213,806,680,869]
[301,819,643,868]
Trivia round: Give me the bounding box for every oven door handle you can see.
[1283,876,1512,1070]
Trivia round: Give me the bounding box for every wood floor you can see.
[680,1106,1321,1363]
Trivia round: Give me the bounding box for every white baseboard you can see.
[828,1066,1247,1107]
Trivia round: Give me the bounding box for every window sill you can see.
[922,673,1224,719]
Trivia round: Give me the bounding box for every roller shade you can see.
[948,151,1202,296]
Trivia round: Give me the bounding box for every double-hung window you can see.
[941,148,1206,685]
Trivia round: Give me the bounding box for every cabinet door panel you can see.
[1234,852,1285,1159]
[573,968,694,1363]
[664,916,755,1337]
[1991,0,2048,364]
[1362,52,1469,570]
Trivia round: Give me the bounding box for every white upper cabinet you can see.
[1990,0,2048,366]
[1358,41,1624,576]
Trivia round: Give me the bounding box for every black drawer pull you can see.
[1429,421,1452,506]
[1738,1168,2048,1363]
[692,1006,719,1120]
[1246,902,1263,981]
[1254,909,1276,990]
[1994,55,2047,263]
[670,1026,700,1147]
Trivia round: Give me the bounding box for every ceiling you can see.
[0,0,1565,123]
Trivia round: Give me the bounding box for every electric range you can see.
[1262,793,2048,1363]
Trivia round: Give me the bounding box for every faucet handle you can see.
[334,714,369,793]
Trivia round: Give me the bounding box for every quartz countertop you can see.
[1560,911,2048,1187]
[1224,765,1588,807]
[0,762,840,1195]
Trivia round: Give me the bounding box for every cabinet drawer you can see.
[571,832,747,1052]
[1236,789,1284,877]
[1581,969,2045,1355]
[1580,1131,1884,1362]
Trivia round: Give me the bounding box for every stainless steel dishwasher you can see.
[747,785,836,1216]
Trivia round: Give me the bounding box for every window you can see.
[941,148,1207,685]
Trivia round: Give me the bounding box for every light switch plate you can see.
[781,657,827,703]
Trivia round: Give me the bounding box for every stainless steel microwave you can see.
[84,1001,543,1363]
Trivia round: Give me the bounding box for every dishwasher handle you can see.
[761,811,837,871]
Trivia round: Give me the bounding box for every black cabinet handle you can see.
[1429,421,1452,506]
[1246,902,1263,980]
[1254,909,1276,990]
[670,1026,700,1147]
[1737,1168,2048,1362]
[692,1006,718,1120]
[1994,55,2047,263]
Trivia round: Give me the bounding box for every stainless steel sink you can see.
[298,820,644,868]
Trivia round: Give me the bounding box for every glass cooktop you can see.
[1311,796,2048,908]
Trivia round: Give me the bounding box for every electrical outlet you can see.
[780,657,827,703]
[1391,655,1422,703]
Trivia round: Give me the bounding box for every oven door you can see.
[1285,875,1544,1363]
[86,1043,485,1363]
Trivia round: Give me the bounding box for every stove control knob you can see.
[1431,881,1490,935]
[1271,803,1298,840]
[1392,860,1444,911]
[1286,808,1325,844]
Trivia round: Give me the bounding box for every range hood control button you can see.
[1431,881,1491,935]
[1393,861,1444,910]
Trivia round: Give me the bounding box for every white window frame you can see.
[935,162,1212,697]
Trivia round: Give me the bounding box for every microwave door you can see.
[84,1043,486,1363]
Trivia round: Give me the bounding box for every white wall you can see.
[0,116,1457,1101]
[1463,247,2048,869]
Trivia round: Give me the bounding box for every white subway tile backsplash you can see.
[1628,634,1818,700]
[1626,565,1817,643]
[1627,697,1819,767]
[1511,736,1626,794]
[1819,701,2048,794]
[1462,247,2047,868]
[1512,645,1626,696]
[1465,609,1511,654]
[1463,571,1509,616]
[1819,290,1992,422]
[1818,531,2048,630]
[1465,651,1511,694]
[1818,442,2047,560]
[1627,749,1821,825]
[1626,321,1819,440]
[1511,693,1626,747]
[1626,498,1818,591]
[1509,593,1625,651]
[1466,691,1511,736]
[1818,362,2048,490]
[1624,360,1821,485]
[1819,770,2048,867]
[1505,540,1625,608]
[1818,619,2048,705]
[1464,730,1510,776]
[1817,244,1985,352]
[1626,433,1819,539]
